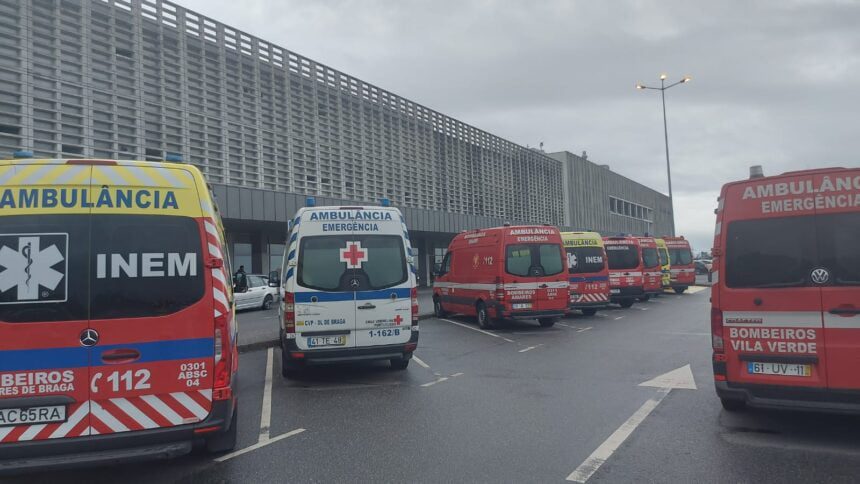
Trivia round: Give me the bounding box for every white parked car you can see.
[234,274,279,311]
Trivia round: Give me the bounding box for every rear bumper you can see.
[494,305,565,320]
[568,301,607,310]
[0,397,236,474]
[609,286,644,301]
[716,381,860,414]
[284,331,418,366]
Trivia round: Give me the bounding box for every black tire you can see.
[390,358,410,370]
[581,308,598,316]
[538,317,556,328]
[619,299,635,309]
[262,294,273,310]
[205,406,238,453]
[280,338,300,379]
[720,398,746,412]
[674,287,687,294]
[476,302,493,329]
[638,294,651,302]
[433,297,447,318]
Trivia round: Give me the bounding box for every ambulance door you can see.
[352,229,412,348]
[721,212,825,389]
[87,165,213,434]
[816,171,860,389]
[0,162,92,443]
[293,228,358,351]
[503,238,539,312]
[535,243,567,311]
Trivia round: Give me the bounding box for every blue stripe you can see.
[287,249,296,261]
[295,288,411,303]
[0,338,214,372]
[289,232,298,243]
[569,275,609,283]
[286,267,294,280]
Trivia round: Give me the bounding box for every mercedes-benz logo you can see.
[80,329,99,347]
[350,278,360,288]
[810,267,830,285]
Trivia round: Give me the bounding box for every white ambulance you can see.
[274,199,419,377]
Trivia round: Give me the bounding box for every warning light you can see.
[306,196,316,207]
[13,150,33,159]
[380,198,391,207]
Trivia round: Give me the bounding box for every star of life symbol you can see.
[567,252,578,269]
[0,234,67,303]
[339,241,368,269]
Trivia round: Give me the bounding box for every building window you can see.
[233,242,252,274]
[268,243,285,275]
[609,196,653,222]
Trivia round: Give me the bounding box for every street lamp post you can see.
[636,74,691,236]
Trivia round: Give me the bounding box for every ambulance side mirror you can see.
[268,270,280,287]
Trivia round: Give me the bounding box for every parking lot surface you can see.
[13,287,860,483]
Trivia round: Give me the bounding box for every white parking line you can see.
[439,318,516,343]
[557,322,573,328]
[577,327,592,333]
[413,355,431,369]
[638,307,649,311]
[421,377,449,387]
[518,344,542,353]
[614,316,623,320]
[215,428,306,463]
[259,347,274,442]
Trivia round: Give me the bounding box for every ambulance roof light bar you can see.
[749,165,764,179]
[165,153,183,162]
[306,196,316,207]
[13,149,33,159]
[380,198,391,207]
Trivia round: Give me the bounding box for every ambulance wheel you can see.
[638,294,651,302]
[206,406,238,453]
[674,287,687,294]
[476,302,493,329]
[720,398,746,412]
[581,308,598,316]
[538,317,556,328]
[262,295,273,310]
[433,298,447,318]
[390,358,410,370]
[619,299,634,309]
[280,339,301,379]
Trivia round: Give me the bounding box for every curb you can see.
[237,313,437,353]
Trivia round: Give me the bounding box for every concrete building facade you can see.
[0,0,672,285]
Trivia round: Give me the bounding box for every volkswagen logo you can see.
[80,329,99,347]
[810,267,830,285]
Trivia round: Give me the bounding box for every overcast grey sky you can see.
[181,0,860,252]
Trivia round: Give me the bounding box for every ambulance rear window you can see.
[606,244,639,270]
[566,247,605,274]
[668,248,692,265]
[816,212,860,286]
[297,235,407,291]
[642,248,660,268]
[506,244,564,277]
[726,217,817,288]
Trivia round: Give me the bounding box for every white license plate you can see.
[308,336,346,348]
[512,303,532,309]
[747,362,811,377]
[610,288,621,294]
[0,405,66,427]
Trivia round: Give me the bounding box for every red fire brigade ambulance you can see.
[637,236,663,300]
[433,225,569,328]
[603,236,645,308]
[712,165,860,412]
[663,236,695,294]
[0,157,238,472]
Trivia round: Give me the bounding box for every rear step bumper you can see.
[609,286,644,302]
[568,301,608,310]
[0,398,236,474]
[716,381,860,414]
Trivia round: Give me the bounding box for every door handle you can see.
[829,308,860,316]
[358,303,376,310]
[539,284,548,289]
[101,348,141,364]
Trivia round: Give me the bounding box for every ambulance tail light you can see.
[411,287,419,322]
[213,313,233,400]
[284,291,296,335]
[711,307,724,351]
[494,277,505,301]
[66,159,117,166]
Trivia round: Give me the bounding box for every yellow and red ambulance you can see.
[561,231,609,316]
[0,157,238,471]
[712,166,860,412]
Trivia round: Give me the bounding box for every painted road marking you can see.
[440,318,516,343]
[518,344,542,353]
[259,347,274,442]
[577,327,592,333]
[413,355,431,369]
[557,322,573,328]
[567,365,697,482]
[215,428,306,463]
[637,307,649,311]
[686,286,708,294]
[421,372,463,388]
[614,316,623,320]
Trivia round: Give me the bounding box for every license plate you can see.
[747,362,811,377]
[308,336,346,348]
[610,288,621,294]
[0,405,66,427]
[512,303,532,309]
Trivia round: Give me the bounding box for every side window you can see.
[440,252,452,275]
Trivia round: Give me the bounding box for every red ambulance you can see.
[603,236,645,308]
[663,236,695,294]
[0,158,238,472]
[712,166,860,412]
[433,225,569,328]
[637,237,663,300]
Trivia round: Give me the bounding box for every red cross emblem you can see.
[394,314,403,325]
[339,241,368,269]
